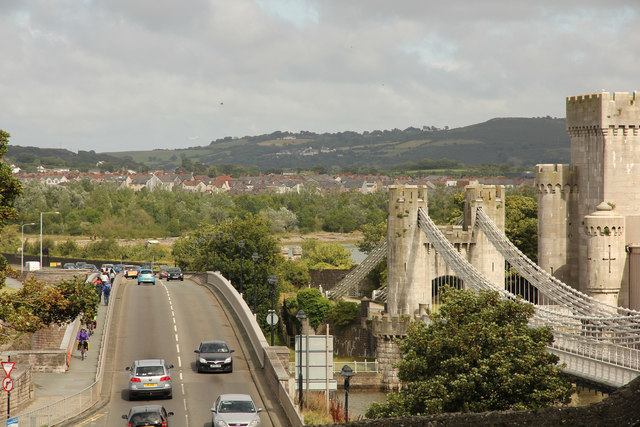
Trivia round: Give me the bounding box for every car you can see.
[137,269,156,285]
[124,265,139,279]
[75,261,88,269]
[165,267,183,282]
[100,263,114,272]
[158,268,168,279]
[211,394,262,427]
[126,359,174,400]
[114,264,125,273]
[122,404,174,427]
[195,340,234,373]
[84,263,99,272]
[63,262,76,269]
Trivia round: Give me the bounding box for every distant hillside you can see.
[106,117,570,171]
[6,146,145,172]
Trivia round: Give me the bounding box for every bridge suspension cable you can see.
[329,238,387,300]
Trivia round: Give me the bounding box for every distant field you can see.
[256,138,312,147]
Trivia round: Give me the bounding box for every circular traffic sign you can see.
[266,312,279,326]
[2,377,13,392]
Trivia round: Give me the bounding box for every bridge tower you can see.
[464,184,505,288]
[386,185,430,315]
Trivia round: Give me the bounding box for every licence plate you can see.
[144,383,157,387]
[210,364,220,368]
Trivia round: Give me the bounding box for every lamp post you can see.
[340,365,355,422]
[252,253,259,313]
[21,222,36,275]
[296,309,307,411]
[227,233,233,283]
[40,211,60,268]
[268,275,277,346]
[238,240,245,294]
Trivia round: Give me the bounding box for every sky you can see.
[1,1,639,153]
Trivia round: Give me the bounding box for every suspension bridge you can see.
[330,203,640,389]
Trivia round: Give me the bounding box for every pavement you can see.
[5,275,112,420]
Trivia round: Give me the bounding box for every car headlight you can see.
[248,418,260,427]
[224,357,232,363]
[214,419,228,427]
[199,357,207,363]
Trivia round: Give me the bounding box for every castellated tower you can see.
[386,185,430,315]
[536,164,577,286]
[583,203,626,307]
[464,184,506,287]
[537,91,640,307]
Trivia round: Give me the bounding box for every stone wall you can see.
[316,372,640,426]
[31,324,67,350]
[0,365,32,415]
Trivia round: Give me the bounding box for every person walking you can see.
[103,282,112,306]
[95,278,103,303]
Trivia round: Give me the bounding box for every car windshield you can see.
[130,412,163,423]
[168,268,181,272]
[135,366,164,376]
[219,400,256,413]
[140,269,153,275]
[203,343,228,353]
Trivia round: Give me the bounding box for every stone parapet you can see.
[567,91,640,130]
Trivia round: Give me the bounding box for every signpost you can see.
[2,359,15,419]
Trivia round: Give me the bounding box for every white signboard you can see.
[294,335,337,391]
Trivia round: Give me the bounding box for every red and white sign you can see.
[1,361,15,377]
[2,377,13,392]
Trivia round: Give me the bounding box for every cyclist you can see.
[77,328,90,360]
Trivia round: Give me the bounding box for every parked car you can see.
[125,359,173,400]
[165,267,183,282]
[75,261,88,269]
[137,269,156,285]
[211,394,262,427]
[122,404,174,427]
[124,265,139,279]
[84,264,99,272]
[63,263,76,269]
[195,340,234,373]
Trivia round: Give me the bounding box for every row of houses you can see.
[14,169,535,195]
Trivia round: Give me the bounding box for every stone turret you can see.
[465,184,505,288]
[536,164,577,286]
[386,185,429,315]
[583,202,625,307]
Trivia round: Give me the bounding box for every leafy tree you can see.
[366,287,573,418]
[0,130,21,290]
[357,221,386,254]
[301,239,354,270]
[295,288,333,330]
[277,259,311,290]
[328,300,359,327]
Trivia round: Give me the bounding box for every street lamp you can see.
[268,275,277,346]
[227,233,233,283]
[340,365,355,422]
[40,211,60,268]
[296,309,307,411]
[21,222,36,275]
[252,253,259,313]
[238,240,245,294]
[145,240,159,267]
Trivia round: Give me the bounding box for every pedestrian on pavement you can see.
[95,278,103,303]
[103,282,112,306]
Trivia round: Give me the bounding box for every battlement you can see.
[388,185,428,204]
[567,91,640,130]
[536,164,576,192]
[465,184,504,203]
[440,224,472,244]
[368,312,426,338]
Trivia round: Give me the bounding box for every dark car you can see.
[122,404,173,427]
[165,267,183,282]
[195,340,234,373]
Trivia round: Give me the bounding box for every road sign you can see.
[2,361,15,377]
[2,377,13,392]
[266,312,279,326]
[7,417,18,427]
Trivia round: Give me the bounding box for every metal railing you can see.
[289,360,379,374]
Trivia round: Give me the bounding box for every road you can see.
[77,277,278,426]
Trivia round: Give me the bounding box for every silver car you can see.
[126,359,174,400]
[211,394,262,427]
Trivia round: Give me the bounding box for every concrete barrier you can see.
[199,272,304,427]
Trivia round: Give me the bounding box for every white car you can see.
[211,393,262,427]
